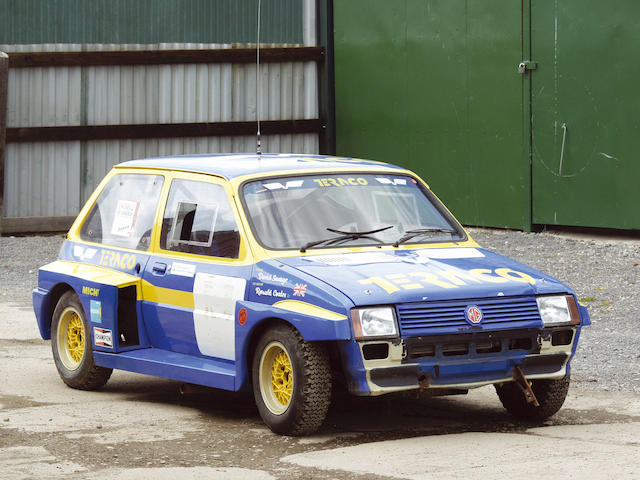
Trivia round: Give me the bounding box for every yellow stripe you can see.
[273,300,347,321]
[141,280,194,309]
[41,261,141,297]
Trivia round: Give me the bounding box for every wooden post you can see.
[0,52,8,235]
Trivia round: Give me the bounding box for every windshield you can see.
[241,173,464,250]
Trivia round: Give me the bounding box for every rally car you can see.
[33,153,590,435]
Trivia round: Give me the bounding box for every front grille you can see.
[404,330,539,359]
[397,295,542,336]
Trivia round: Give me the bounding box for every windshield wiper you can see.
[300,225,394,252]
[392,227,457,247]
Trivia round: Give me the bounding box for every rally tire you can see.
[495,375,570,421]
[252,324,331,436]
[51,291,112,390]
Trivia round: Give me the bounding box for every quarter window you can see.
[80,174,164,250]
[160,179,240,258]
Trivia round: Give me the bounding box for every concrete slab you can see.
[282,423,640,479]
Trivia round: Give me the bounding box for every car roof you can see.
[117,153,405,180]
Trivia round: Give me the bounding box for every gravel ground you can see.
[1,228,638,393]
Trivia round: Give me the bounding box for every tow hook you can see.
[513,366,540,407]
[418,374,430,388]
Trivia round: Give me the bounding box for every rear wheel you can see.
[252,324,331,435]
[495,375,570,421]
[51,291,112,390]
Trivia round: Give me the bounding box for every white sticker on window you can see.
[262,180,304,190]
[111,200,140,238]
[375,177,407,186]
[193,273,246,360]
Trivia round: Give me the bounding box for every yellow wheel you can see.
[258,341,294,415]
[51,291,112,390]
[56,307,85,370]
[252,324,331,435]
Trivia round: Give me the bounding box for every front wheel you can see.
[252,324,331,435]
[495,375,570,421]
[51,291,112,390]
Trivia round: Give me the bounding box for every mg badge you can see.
[465,305,483,325]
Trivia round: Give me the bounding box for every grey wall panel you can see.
[5,142,81,217]
[3,42,319,219]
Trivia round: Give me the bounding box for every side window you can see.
[160,179,240,259]
[80,174,164,250]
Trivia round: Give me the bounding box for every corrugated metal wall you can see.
[2,43,319,218]
[0,0,302,45]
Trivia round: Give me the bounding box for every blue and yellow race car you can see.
[33,154,590,435]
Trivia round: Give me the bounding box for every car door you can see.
[141,172,252,361]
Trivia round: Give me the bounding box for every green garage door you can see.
[334,0,529,229]
[335,1,640,231]
[530,0,640,229]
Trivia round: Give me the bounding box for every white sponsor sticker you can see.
[94,327,113,348]
[306,249,484,266]
[73,246,98,261]
[375,177,407,186]
[414,248,485,260]
[262,180,304,190]
[171,262,196,277]
[193,273,246,360]
[307,252,398,265]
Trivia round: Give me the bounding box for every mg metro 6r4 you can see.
[33,154,590,435]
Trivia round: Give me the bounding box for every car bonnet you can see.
[276,247,571,306]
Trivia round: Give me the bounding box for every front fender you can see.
[233,300,352,391]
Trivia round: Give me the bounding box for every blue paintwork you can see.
[249,260,352,319]
[32,266,151,352]
[142,302,198,354]
[120,154,402,180]
[416,354,529,386]
[33,287,52,339]
[94,348,235,390]
[338,340,369,395]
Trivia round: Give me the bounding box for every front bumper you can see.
[346,327,579,395]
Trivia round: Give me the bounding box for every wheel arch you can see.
[244,317,297,390]
[38,282,76,339]
[240,316,343,393]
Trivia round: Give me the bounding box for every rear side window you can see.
[80,174,164,250]
[160,179,240,259]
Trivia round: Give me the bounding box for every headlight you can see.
[351,307,399,340]
[536,295,580,326]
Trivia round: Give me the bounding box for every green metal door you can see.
[334,0,529,229]
[531,0,640,229]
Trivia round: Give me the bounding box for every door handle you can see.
[558,122,567,177]
[152,262,167,275]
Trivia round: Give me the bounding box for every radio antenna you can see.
[256,0,262,155]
